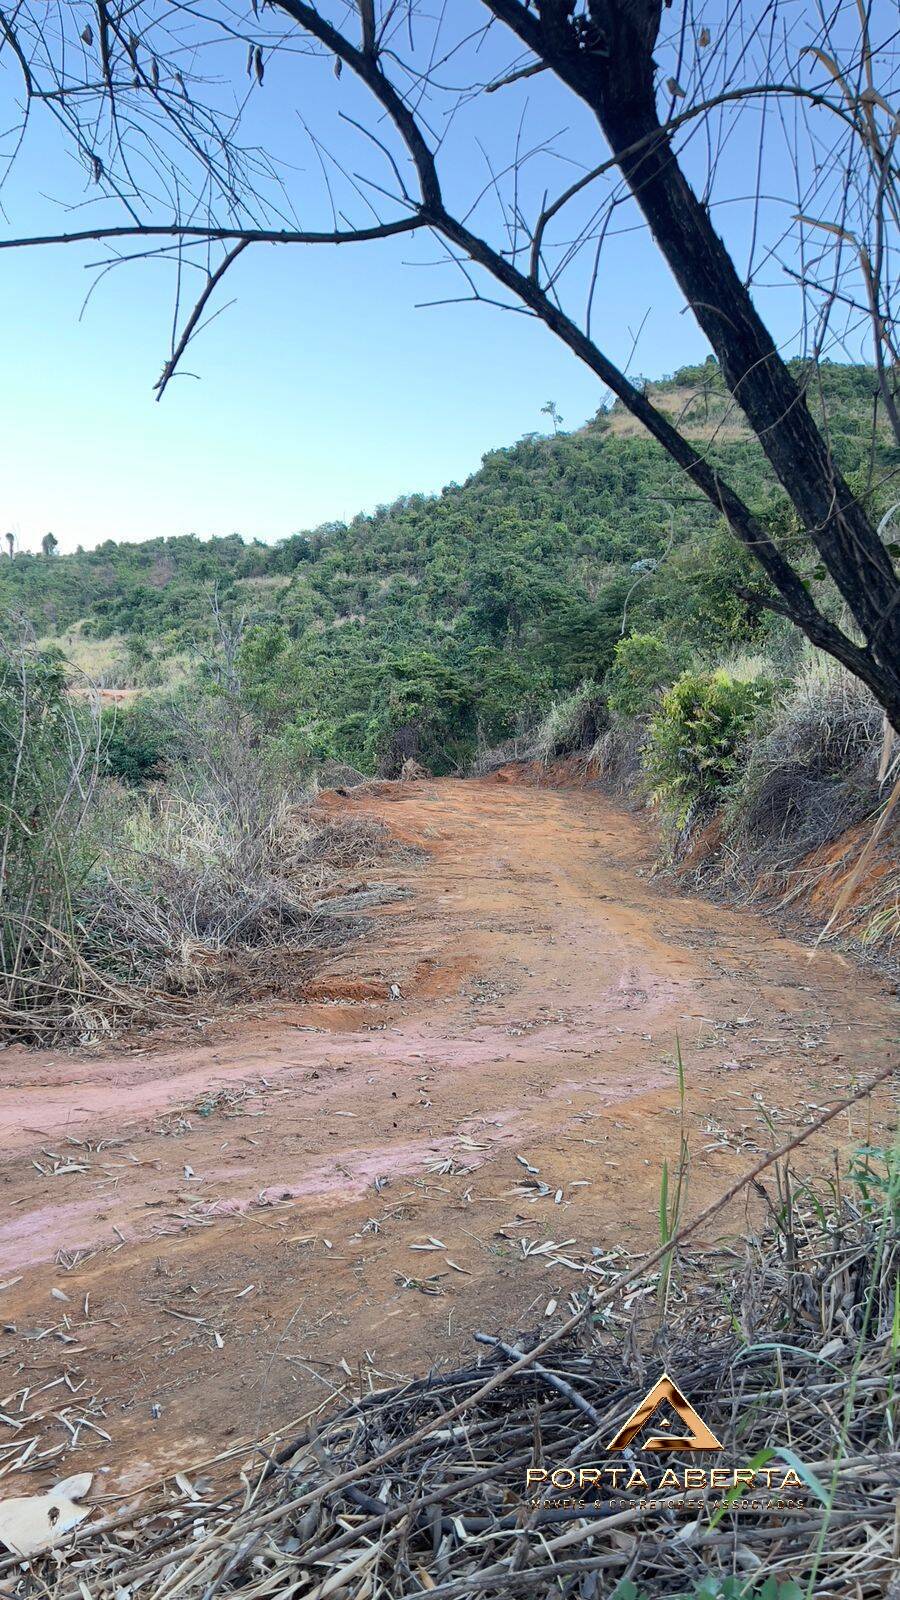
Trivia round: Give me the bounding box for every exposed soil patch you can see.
[0,778,895,1497]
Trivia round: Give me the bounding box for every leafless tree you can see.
[542,399,564,435]
[201,581,247,698]
[1,2,899,723]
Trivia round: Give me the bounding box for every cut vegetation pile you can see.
[0,804,392,1047]
[0,636,400,1045]
[10,1156,896,1600]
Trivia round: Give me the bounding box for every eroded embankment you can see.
[499,753,900,959]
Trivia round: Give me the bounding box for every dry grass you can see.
[1,792,394,1045]
[736,662,885,859]
[690,659,900,949]
[533,683,609,763]
[9,1146,896,1599]
[68,798,396,1037]
[470,736,537,777]
[37,627,191,692]
[589,714,648,797]
[37,628,128,683]
[604,383,753,443]
[0,662,401,1045]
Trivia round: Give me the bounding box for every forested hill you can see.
[2,359,894,772]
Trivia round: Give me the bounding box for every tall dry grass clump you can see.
[0,638,390,1045]
[733,657,887,868]
[533,681,609,764]
[589,712,648,795]
[0,635,114,1040]
[686,656,900,947]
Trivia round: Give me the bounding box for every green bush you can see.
[103,699,173,784]
[642,521,781,651]
[1,647,70,881]
[605,631,690,717]
[613,1581,803,1600]
[645,668,773,824]
[365,650,476,776]
[465,646,553,745]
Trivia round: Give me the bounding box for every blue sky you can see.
[0,2,881,552]
[4,229,634,551]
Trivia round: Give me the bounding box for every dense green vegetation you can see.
[1,359,894,777]
[644,669,776,826]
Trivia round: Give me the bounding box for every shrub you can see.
[749,656,883,779]
[0,637,105,1038]
[164,695,307,848]
[103,698,173,784]
[645,522,781,650]
[605,631,690,717]
[466,647,554,749]
[84,779,312,988]
[366,651,476,776]
[590,713,648,795]
[533,680,609,761]
[645,668,773,825]
[726,660,886,864]
[0,664,371,1044]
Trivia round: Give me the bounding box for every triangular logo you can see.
[607,1372,723,1452]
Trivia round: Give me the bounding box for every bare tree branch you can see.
[0,218,432,251]
[154,239,250,400]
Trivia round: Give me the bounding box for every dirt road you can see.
[0,776,895,1495]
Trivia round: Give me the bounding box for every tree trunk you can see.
[598,100,900,724]
[493,2,900,728]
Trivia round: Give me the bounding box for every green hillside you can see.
[2,358,893,773]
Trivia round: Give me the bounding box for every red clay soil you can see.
[0,776,895,1499]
